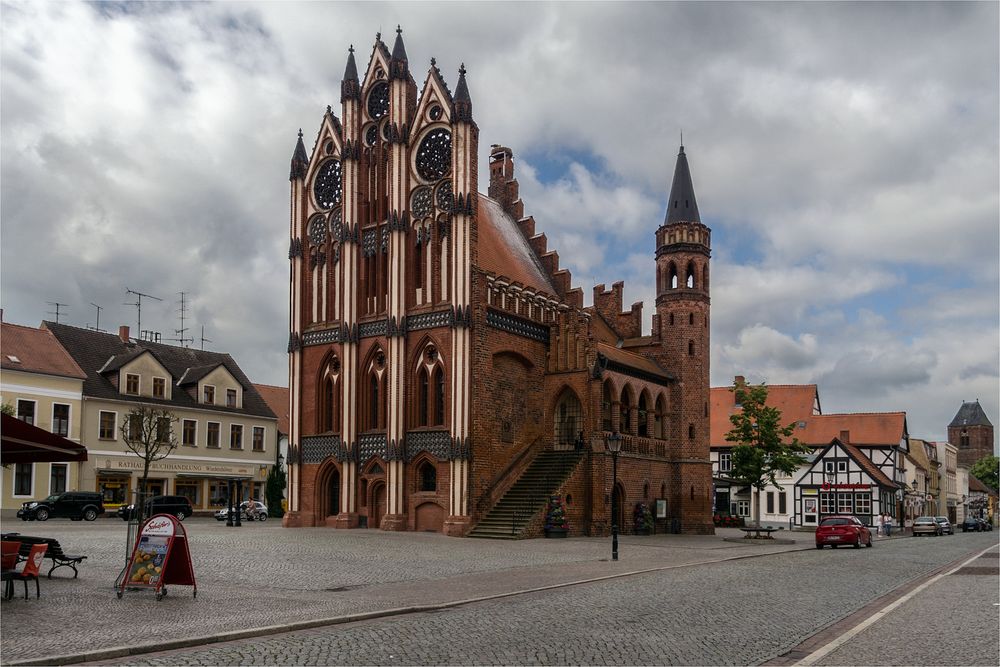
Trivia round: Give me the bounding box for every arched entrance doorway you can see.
[370,481,386,530]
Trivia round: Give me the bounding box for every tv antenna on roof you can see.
[124,288,162,336]
[87,303,106,332]
[46,301,68,324]
[199,325,212,351]
[168,291,194,347]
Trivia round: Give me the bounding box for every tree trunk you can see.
[754,486,762,527]
[139,460,151,524]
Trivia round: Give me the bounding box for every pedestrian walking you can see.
[883,512,893,537]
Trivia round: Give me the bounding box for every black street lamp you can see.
[607,431,623,561]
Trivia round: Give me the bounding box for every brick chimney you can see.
[840,430,850,444]
[119,325,130,343]
[734,375,745,386]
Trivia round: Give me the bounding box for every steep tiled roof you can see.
[254,384,289,435]
[589,312,621,346]
[177,364,222,386]
[43,322,275,420]
[596,343,672,384]
[798,413,907,447]
[903,451,927,473]
[476,195,557,295]
[969,475,997,496]
[949,400,993,428]
[711,384,819,446]
[0,322,86,380]
[97,348,161,375]
[840,440,898,488]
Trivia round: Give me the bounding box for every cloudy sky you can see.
[2,2,997,448]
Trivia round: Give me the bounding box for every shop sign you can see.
[102,458,252,476]
[821,482,869,490]
[802,488,818,495]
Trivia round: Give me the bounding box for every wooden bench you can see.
[739,526,777,539]
[11,535,87,578]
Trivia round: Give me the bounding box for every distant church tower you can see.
[948,400,994,467]
[653,145,711,527]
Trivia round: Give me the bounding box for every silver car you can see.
[912,516,941,536]
[933,516,953,535]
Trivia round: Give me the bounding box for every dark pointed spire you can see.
[389,25,409,80]
[344,45,358,81]
[454,63,473,122]
[664,144,700,224]
[341,45,360,102]
[289,129,309,181]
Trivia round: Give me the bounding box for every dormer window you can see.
[203,385,215,405]
[153,377,166,399]
[226,389,237,408]
[126,374,140,395]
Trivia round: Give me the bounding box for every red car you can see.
[815,515,873,549]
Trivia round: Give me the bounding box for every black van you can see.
[17,492,105,521]
[117,495,194,521]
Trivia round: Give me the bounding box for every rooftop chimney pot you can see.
[119,325,130,343]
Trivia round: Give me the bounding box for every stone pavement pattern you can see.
[816,551,999,666]
[1,520,809,663]
[72,531,999,666]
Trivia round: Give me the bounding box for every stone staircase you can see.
[468,450,585,539]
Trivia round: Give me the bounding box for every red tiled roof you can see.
[1,322,86,380]
[476,195,556,295]
[589,311,621,346]
[253,384,289,435]
[596,343,671,384]
[840,440,898,488]
[711,384,819,446]
[798,413,907,447]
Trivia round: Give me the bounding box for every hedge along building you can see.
[284,28,714,536]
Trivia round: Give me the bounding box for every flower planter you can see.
[544,528,568,538]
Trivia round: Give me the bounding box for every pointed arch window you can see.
[601,381,614,432]
[413,344,447,429]
[620,387,634,435]
[637,393,649,438]
[364,350,387,431]
[655,395,668,439]
[417,369,430,427]
[419,460,437,492]
[702,264,709,291]
[319,356,341,433]
[433,367,445,426]
[686,262,696,289]
[669,264,678,290]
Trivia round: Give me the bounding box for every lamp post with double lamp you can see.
[606,431,623,561]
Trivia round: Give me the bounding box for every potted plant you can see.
[544,495,568,537]
[634,502,654,535]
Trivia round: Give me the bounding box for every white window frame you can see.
[98,410,117,440]
[837,460,848,473]
[824,460,836,475]
[230,423,244,450]
[206,421,221,448]
[152,376,167,399]
[13,462,34,498]
[51,402,71,437]
[837,492,853,514]
[49,463,69,495]
[16,398,37,426]
[719,452,732,473]
[252,426,265,452]
[182,419,198,447]
[820,492,835,514]
[203,384,216,405]
[855,492,871,515]
[736,500,750,517]
[226,388,238,409]
[125,373,141,396]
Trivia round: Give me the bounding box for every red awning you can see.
[1,413,88,464]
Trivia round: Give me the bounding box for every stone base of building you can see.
[282,511,303,528]
[380,513,408,531]
[334,512,360,529]
[443,515,471,537]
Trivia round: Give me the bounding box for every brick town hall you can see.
[283,28,714,537]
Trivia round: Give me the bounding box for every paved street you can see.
[1,518,995,666]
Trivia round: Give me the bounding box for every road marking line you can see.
[793,544,998,666]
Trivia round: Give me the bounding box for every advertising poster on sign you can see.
[127,535,169,586]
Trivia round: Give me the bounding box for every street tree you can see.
[265,458,286,518]
[120,404,178,522]
[725,380,811,527]
[969,455,999,493]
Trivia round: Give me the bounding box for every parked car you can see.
[815,515,873,549]
[118,495,194,521]
[933,516,954,535]
[977,518,993,532]
[16,492,104,522]
[912,516,941,536]
[961,516,981,532]
[214,500,268,521]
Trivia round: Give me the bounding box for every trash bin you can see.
[670,518,680,534]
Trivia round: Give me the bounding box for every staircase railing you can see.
[475,436,545,516]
